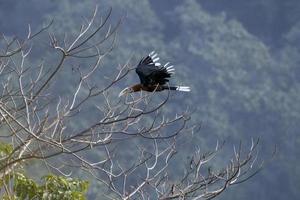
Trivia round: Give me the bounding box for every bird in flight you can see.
[119,51,190,97]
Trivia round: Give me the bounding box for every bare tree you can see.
[0,7,267,199]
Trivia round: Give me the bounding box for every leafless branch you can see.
[0,7,267,200]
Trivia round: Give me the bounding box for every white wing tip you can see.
[176,86,191,92]
[153,57,160,62]
[149,51,176,74]
[149,51,155,56]
[151,53,158,59]
[167,68,175,72]
[166,65,175,74]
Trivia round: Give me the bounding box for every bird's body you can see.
[130,84,190,93]
[119,51,190,96]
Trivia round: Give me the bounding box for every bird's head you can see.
[119,87,134,97]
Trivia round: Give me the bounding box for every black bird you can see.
[119,51,190,97]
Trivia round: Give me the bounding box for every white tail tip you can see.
[176,86,191,92]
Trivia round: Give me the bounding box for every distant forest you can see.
[0,0,299,199]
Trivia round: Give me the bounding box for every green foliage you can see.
[11,173,89,200]
[0,141,13,171]
[0,141,89,199]
[0,141,13,156]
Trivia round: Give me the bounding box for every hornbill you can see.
[119,51,190,97]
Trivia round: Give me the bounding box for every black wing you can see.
[136,51,175,86]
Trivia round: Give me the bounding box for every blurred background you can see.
[0,0,299,199]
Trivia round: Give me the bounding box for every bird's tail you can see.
[164,86,191,92]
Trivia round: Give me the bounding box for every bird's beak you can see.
[119,88,128,97]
